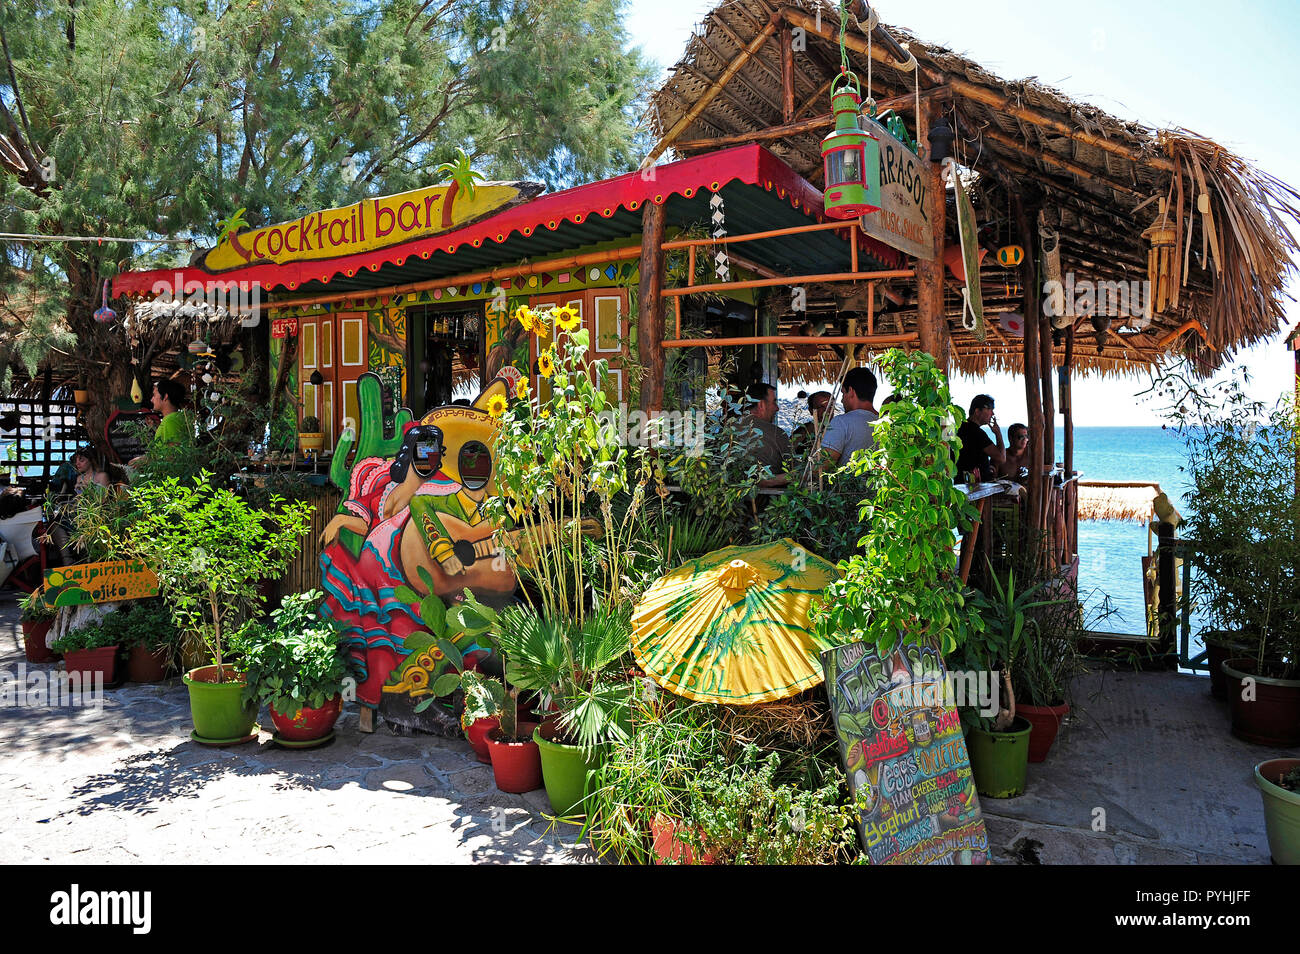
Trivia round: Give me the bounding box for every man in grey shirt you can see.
[818,366,879,474]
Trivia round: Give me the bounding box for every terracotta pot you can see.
[1222,658,1300,747]
[21,619,56,663]
[485,721,542,793]
[651,813,715,865]
[127,644,171,683]
[1017,702,1070,762]
[63,646,119,686]
[465,716,499,764]
[298,433,325,453]
[269,695,343,742]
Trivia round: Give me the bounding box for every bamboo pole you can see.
[640,16,781,169]
[268,245,641,311]
[662,269,914,296]
[780,24,795,123]
[1063,322,1076,561]
[663,333,918,348]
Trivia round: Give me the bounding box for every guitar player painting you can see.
[319,372,519,734]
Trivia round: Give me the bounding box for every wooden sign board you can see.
[44,559,159,606]
[822,641,990,865]
[859,119,936,262]
[271,316,299,339]
[104,409,160,465]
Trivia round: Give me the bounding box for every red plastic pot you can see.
[63,646,118,685]
[651,813,715,865]
[269,695,343,742]
[127,644,171,683]
[21,619,55,663]
[485,721,542,793]
[465,716,499,764]
[1018,703,1070,763]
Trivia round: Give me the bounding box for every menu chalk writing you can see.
[822,641,990,865]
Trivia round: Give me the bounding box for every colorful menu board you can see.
[822,641,990,865]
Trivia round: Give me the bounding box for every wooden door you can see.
[298,311,368,448]
[529,289,628,404]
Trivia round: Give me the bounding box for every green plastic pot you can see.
[965,716,1032,798]
[184,665,257,743]
[534,724,605,817]
[1256,759,1300,865]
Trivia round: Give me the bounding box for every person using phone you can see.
[955,394,1005,483]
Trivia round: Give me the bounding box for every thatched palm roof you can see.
[647,0,1300,376]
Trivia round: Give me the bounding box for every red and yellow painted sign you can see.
[44,560,160,606]
[201,182,541,272]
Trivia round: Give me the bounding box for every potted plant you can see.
[1167,374,1299,741]
[19,589,58,663]
[233,590,350,745]
[459,669,541,793]
[122,472,312,745]
[49,623,119,685]
[99,600,180,682]
[298,415,324,455]
[1255,758,1300,865]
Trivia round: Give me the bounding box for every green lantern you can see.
[821,72,881,220]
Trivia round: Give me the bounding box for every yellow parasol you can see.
[631,539,839,705]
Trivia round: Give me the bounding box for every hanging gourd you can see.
[821,71,881,219]
[93,279,116,324]
[1141,197,1177,315]
[996,245,1024,268]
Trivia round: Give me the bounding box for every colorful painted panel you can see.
[822,642,990,865]
[318,371,517,735]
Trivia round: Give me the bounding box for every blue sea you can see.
[1060,426,1199,639]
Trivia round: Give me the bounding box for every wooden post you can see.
[1014,194,1045,548]
[780,25,795,123]
[1035,231,1056,563]
[639,201,667,414]
[1063,324,1076,563]
[915,97,950,372]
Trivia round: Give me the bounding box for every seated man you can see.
[744,381,791,488]
[817,367,879,474]
[955,394,1005,483]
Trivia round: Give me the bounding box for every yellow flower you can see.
[537,348,556,378]
[539,407,551,419]
[514,305,536,332]
[515,377,530,401]
[486,393,508,419]
[553,304,581,332]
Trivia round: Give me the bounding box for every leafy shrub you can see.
[233,590,350,711]
[97,598,180,652]
[50,623,119,653]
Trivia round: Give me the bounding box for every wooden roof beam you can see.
[641,13,782,169]
[776,5,1175,173]
[979,127,1145,199]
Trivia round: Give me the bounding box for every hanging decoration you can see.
[1141,197,1178,315]
[709,192,730,281]
[822,2,880,220]
[93,279,116,324]
[948,160,985,342]
[998,312,1025,338]
[1040,215,1068,336]
[996,245,1024,268]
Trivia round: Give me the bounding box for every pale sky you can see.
[625,0,1300,426]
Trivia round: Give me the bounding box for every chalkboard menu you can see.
[822,642,990,865]
[104,409,161,464]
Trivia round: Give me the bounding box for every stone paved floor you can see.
[0,603,593,864]
[3,598,1295,864]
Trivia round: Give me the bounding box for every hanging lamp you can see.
[821,72,881,219]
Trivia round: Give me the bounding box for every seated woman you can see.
[71,447,111,494]
[999,423,1031,481]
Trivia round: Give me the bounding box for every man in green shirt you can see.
[151,379,193,445]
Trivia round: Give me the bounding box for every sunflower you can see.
[553,305,581,332]
[515,377,529,401]
[485,393,508,419]
[537,348,556,378]
[514,305,536,332]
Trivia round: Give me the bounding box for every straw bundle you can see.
[1077,480,1161,523]
[716,689,835,750]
